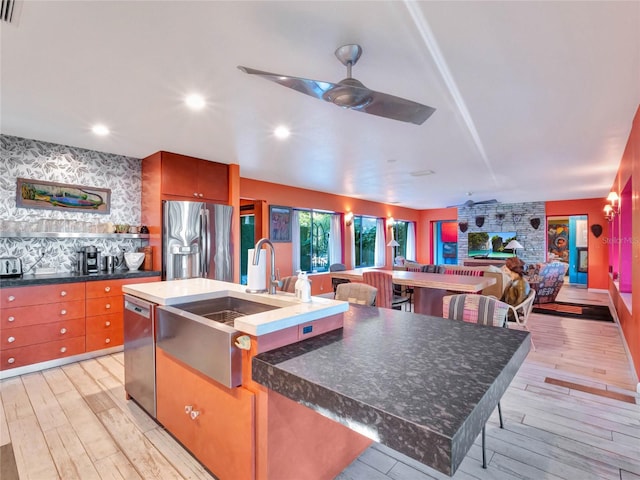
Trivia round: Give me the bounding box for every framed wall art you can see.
[269,205,292,242]
[16,178,111,214]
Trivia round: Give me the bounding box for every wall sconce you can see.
[604,192,619,222]
[345,211,353,226]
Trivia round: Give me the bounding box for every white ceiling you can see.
[2,1,639,209]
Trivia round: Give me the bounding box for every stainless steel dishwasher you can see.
[124,294,157,418]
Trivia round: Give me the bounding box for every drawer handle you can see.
[7,357,15,364]
[105,303,111,309]
[193,192,198,197]
[184,405,193,415]
[190,410,201,420]
[60,347,67,353]
[105,321,111,327]
[60,309,67,315]
[105,338,111,344]
[60,291,67,297]
[8,296,15,302]
[198,193,203,198]
[105,286,111,292]
[7,336,16,343]
[8,316,15,322]
[60,328,67,335]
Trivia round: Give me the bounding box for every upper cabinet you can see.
[144,151,229,204]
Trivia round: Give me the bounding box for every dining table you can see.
[330,267,496,316]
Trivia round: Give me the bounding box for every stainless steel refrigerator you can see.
[163,200,233,281]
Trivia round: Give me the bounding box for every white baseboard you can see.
[608,292,640,390]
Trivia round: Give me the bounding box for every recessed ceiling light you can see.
[91,124,110,136]
[185,94,206,110]
[274,125,290,139]
[409,169,435,177]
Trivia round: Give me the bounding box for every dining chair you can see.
[441,293,510,469]
[335,282,377,306]
[401,265,423,312]
[329,263,350,297]
[279,275,298,293]
[506,289,537,350]
[363,271,409,310]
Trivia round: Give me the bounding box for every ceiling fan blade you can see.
[238,65,436,125]
[238,66,335,101]
[353,88,436,125]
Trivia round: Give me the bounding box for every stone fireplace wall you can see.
[457,201,546,266]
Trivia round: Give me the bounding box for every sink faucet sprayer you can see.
[251,238,281,294]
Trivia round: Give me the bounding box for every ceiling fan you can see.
[447,199,498,208]
[238,44,436,125]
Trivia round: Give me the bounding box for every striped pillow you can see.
[444,269,484,277]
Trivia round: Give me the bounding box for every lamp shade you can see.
[505,239,523,250]
[387,239,400,247]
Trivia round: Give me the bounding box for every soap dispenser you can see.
[299,271,311,303]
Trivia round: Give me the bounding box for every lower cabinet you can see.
[156,348,255,480]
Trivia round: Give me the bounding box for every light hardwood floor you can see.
[2,285,639,480]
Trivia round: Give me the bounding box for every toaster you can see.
[0,257,23,278]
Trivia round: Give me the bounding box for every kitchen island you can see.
[123,279,530,479]
[253,305,530,476]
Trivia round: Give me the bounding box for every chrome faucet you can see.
[253,238,280,294]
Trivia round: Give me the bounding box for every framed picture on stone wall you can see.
[16,178,111,214]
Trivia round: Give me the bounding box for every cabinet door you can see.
[2,318,85,349]
[1,283,85,308]
[1,300,85,328]
[86,297,123,316]
[156,349,254,480]
[161,153,201,198]
[86,276,160,298]
[198,160,229,203]
[1,337,85,370]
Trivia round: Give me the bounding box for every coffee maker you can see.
[77,246,101,274]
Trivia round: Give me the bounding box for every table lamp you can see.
[505,239,523,257]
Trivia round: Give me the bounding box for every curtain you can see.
[374,218,386,267]
[406,222,416,261]
[329,213,342,265]
[350,219,355,269]
[291,210,300,273]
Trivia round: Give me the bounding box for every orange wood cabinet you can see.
[1,283,85,308]
[0,337,85,370]
[156,348,255,480]
[145,151,229,203]
[1,282,86,370]
[85,277,159,352]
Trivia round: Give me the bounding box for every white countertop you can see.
[122,278,348,336]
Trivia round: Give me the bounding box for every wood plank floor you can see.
[2,285,639,480]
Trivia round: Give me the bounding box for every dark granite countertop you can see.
[0,270,161,287]
[252,305,530,477]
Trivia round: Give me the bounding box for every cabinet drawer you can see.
[86,313,123,334]
[86,330,123,352]
[86,297,124,316]
[86,276,160,298]
[1,318,86,349]
[1,300,85,328]
[1,336,85,370]
[1,283,85,308]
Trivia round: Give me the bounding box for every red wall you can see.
[240,178,419,276]
[609,105,639,380]
[416,208,458,263]
[545,198,610,290]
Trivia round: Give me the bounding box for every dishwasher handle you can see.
[125,300,151,319]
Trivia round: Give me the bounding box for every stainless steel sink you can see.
[172,296,279,326]
[156,294,289,388]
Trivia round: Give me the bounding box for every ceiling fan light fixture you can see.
[322,79,372,109]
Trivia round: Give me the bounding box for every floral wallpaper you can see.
[0,135,146,273]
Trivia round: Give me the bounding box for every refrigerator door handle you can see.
[201,208,211,277]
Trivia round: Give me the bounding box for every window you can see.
[298,210,332,272]
[391,221,409,259]
[354,216,377,267]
